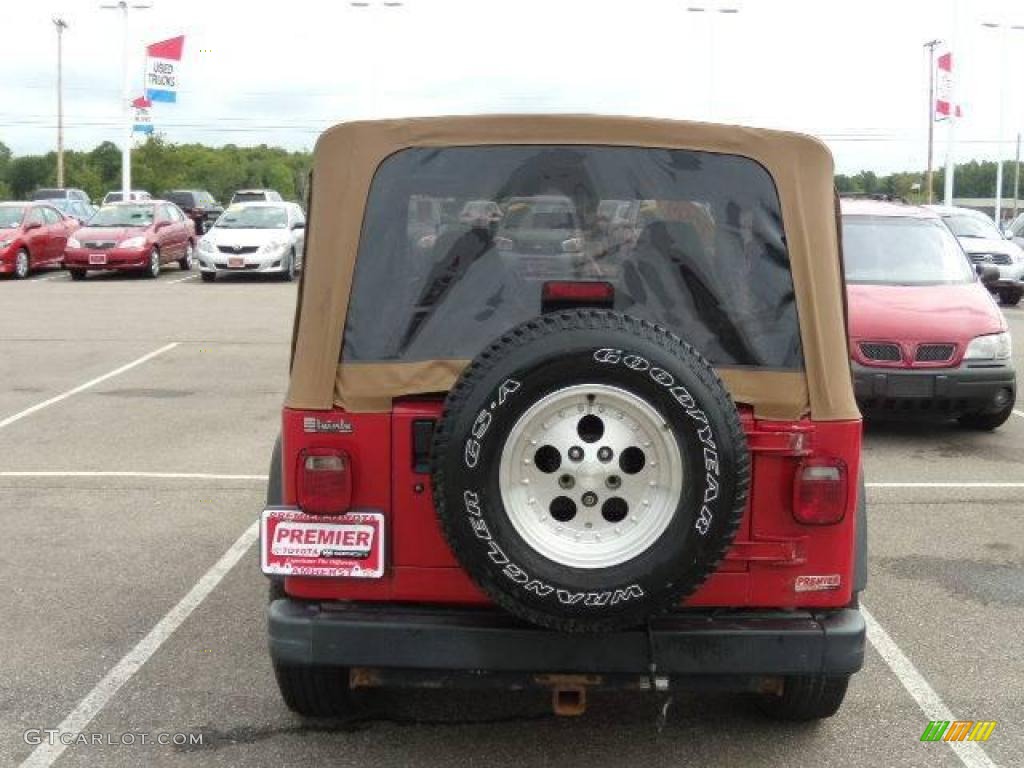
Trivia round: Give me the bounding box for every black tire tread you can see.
[958,404,1014,431]
[272,662,356,719]
[758,675,850,721]
[431,309,750,633]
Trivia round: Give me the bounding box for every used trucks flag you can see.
[145,36,184,103]
[132,96,154,134]
[935,51,962,120]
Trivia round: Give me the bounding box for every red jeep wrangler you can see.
[262,116,866,721]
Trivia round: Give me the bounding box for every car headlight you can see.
[119,236,146,249]
[259,239,289,253]
[964,332,1012,360]
[66,237,81,249]
[198,238,215,253]
[0,239,13,249]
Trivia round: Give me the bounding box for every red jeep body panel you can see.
[280,404,861,610]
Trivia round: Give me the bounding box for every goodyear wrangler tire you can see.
[431,309,749,632]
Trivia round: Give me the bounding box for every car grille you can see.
[968,253,989,264]
[82,241,116,249]
[915,343,955,362]
[217,245,259,255]
[990,253,1012,265]
[860,342,902,362]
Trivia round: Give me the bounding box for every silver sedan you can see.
[196,202,305,282]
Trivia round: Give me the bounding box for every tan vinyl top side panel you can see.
[285,115,859,422]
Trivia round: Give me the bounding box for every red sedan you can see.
[64,201,195,280]
[0,201,79,279]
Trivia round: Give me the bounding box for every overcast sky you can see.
[3,0,1023,174]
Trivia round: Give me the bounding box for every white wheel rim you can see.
[499,384,683,569]
[185,244,193,267]
[16,252,28,277]
[150,251,159,275]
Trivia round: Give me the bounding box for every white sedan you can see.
[197,202,305,282]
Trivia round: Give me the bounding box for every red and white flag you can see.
[935,51,962,120]
[145,36,185,103]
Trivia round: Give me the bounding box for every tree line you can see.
[835,160,1024,202]
[0,137,311,204]
[0,136,1020,205]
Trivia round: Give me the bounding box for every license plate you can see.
[261,509,384,578]
[89,253,107,265]
[891,376,934,398]
[228,257,245,268]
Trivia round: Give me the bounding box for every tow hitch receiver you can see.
[536,674,600,716]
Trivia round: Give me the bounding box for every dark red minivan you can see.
[842,199,1015,429]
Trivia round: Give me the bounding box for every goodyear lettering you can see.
[704,446,720,475]
[497,379,521,405]
[622,354,650,371]
[464,439,480,468]
[471,409,492,439]
[649,367,674,387]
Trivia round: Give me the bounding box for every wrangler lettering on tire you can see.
[432,309,750,632]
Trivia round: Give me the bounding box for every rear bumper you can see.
[853,361,1015,417]
[268,600,865,679]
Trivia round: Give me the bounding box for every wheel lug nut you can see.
[597,446,613,462]
[606,475,622,490]
[581,491,598,507]
[568,446,584,462]
[558,474,575,490]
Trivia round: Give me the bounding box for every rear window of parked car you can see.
[166,192,196,208]
[342,145,802,369]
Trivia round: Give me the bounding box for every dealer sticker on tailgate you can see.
[261,509,385,578]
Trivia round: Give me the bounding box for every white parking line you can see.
[868,482,1024,488]
[167,273,199,284]
[0,471,265,480]
[1013,409,1024,420]
[862,605,996,768]
[0,343,178,432]
[18,521,259,768]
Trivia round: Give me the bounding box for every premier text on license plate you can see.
[261,509,385,578]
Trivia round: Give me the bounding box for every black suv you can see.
[164,190,224,235]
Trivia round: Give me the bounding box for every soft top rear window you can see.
[343,145,802,369]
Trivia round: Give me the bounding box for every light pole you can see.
[53,17,69,188]
[686,5,740,121]
[100,0,152,198]
[349,1,404,118]
[980,20,1024,226]
[923,39,942,204]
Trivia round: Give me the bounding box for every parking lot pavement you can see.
[1,276,1021,767]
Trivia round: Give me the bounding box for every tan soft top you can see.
[287,115,858,422]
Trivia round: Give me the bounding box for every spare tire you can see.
[431,309,749,632]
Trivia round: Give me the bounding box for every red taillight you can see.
[542,281,615,306]
[296,448,352,515]
[793,458,848,525]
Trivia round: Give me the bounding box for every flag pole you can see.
[924,39,941,204]
[100,1,151,199]
[943,0,959,207]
